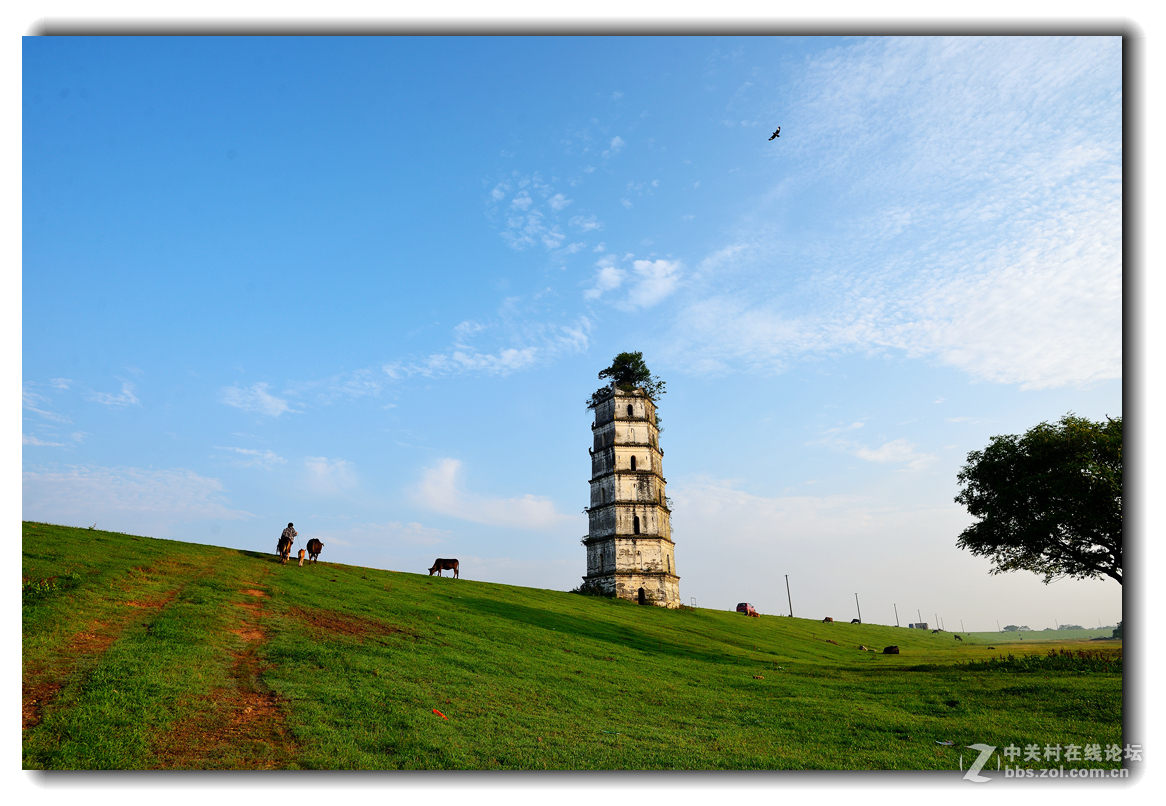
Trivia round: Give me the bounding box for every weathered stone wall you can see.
[585,384,679,607]
[589,474,668,511]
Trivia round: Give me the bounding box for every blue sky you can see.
[22,35,1123,631]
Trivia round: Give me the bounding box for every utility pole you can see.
[935,613,939,631]
[785,575,794,618]
[997,619,1001,632]
[961,619,965,633]
[894,604,900,627]
[855,593,862,623]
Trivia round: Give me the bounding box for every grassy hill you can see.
[22,522,1122,770]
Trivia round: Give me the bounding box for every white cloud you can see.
[569,214,604,233]
[318,521,451,551]
[22,385,71,423]
[22,464,253,535]
[49,378,72,390]
[213,446,287,469]
[413,458,574,531]
[548,193,573,211]
[510,192,533,211]
[285,369,383,405]
[660,37,1121,390]
[853,439,936,471]
[23,434,66,447]
[85,381,139,407]
[621,198,633,209]
[384,316,590,380]
[603,135,625,158]
[583,256,625,301]
[221,382,292,416]
[619,259,682,310]
[304,456,357,496]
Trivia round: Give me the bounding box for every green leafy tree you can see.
[1112,621,1122,639]
[955,414,1122,585]
[586,351,666,409]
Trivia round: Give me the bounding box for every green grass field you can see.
[22,522,1123,770]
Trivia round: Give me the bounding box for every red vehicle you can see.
[736,602,760,617]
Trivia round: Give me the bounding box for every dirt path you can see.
[151,585,299,769]
[22,587,181,732]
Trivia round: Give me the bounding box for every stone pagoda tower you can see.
[583,383,680,607]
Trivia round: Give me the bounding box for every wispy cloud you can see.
[660,37,1121,390]
[284,369,383,405]
[584,256,625,300]
[22,464,253,535]
[221,382,293,417]
[618,259,683,310]
[603,135,625,158]
[23,434,66,447]
[318,520,451,550]
[22,384,72,423]
[489,173,589,252]
[569,214,604,233]
[383,315,590,380]
[585,255,682,310]
[86,381,140,406]
[412,458,574,530]
[304,456,357,496]
[213,446,287,469]
[853,439,936,471]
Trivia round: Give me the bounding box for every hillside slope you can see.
[23,522,1122,770]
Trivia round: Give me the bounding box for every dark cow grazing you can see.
[428,558,459,578]
[307,538,324,563]
[277,535,293,565]
[954,634,963,641]
[851,618,861,624]
[883,645,900,654]
[822,616,834,623]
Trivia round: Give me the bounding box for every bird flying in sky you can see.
[768,126,781,140]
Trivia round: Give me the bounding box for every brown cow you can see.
[428,558,459,578]
[307,538,324,563]
[298,549,306,567]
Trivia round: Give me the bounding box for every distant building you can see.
[909,622,929,629]
[582,383,680,607]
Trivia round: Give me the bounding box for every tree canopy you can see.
[586,352,666,409]
[954,414,1122,586]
